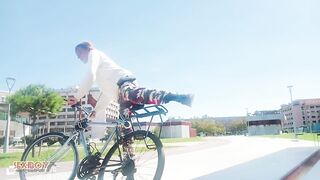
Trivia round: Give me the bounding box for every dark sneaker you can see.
[122,155,136,177]
[180,94,194,107]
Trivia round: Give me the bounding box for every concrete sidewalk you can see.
[195,147,318,180]
[162,136,320,180]
[302,157,320,180]
[1,136,319,180]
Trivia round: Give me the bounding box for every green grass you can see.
[0,137,203,168]
[261,133,318,141]
[0,151,23,168]
[0,145,87,168]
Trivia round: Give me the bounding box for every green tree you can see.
[7,84,64,150]
[228,118,247,135]
[8,84,64,120]
[191,119,225,136]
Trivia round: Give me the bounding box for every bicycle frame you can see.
[82,121,119,156]
[48,120,122,165]
[47,104,168,171]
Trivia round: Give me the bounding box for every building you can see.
[0,90,30,139]
[0,90,7,103]
[247,110,283,136]
[2,87,191,140]
[35,87,119,139]
[281,98,320,132]
[132,120,193,138]
[161,120,192,138]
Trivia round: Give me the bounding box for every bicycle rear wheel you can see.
[19,132,79,180]
[98,130,165,180]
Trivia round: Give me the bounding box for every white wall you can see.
[161,125,190,138]
[0,120,30,138]
[248,124,281,136]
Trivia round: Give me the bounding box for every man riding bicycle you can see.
[68,41,194,161]
[68,41,194,120]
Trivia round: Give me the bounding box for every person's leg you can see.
[120,82,194,107]
[118,81,194,164]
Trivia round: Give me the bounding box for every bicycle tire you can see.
[98,130,165,180]
[19,132,79,180]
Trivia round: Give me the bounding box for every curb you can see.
[281,148,320,180]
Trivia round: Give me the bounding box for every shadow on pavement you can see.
[193,147,318,180]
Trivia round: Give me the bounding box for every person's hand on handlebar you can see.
[67,96,96,119]
[67,96,78,106]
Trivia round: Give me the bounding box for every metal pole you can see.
[246,108,249,136]
[170,120,172,138]
[3,77,16,153]
[287,85,297,139]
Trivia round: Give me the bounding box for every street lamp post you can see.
[245,108,249,136]
[287,85,297,139]
[3,77,16,153]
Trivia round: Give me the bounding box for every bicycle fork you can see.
[45,133,78,172]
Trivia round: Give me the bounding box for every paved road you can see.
[162,136,319,180]
[2,136,319,180]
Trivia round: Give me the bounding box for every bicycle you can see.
[19,102,167,180]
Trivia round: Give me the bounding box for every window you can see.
[65,128,74,132]
[39,116,47,120]
[67,114,75,119]
[49,115,57,119]
[58,115,66,119]
[57,122,65,126]
[311,106,315,109]
[67,121,74,125]
[50,122,56,126]
[0,130,4,136]
[67,108,75,112]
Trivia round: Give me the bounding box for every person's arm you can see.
[74,50,101,100]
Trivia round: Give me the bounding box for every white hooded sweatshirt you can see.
[75,49,132,119]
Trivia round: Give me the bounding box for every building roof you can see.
[247,110,284,121]
[281,98,320,107]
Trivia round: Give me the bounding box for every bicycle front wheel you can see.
[19,132,79,180]
[98,130,165,180]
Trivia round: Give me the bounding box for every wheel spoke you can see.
[19,133,78,180]
[98,130,164,180]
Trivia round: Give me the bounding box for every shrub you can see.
[21,135,35,146]
[0,136,14,147]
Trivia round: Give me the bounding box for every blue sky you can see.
[1,0,320,118]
